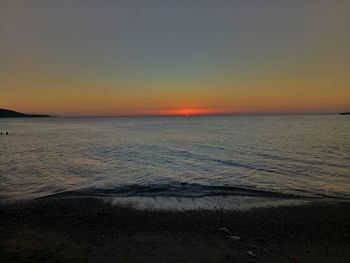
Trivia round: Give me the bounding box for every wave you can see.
[40,182,315,200]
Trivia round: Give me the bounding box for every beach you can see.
[1,198,349,263]
[2,0,350,261]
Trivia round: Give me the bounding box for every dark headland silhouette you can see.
[0,108,50,118]
[339,112,350,115]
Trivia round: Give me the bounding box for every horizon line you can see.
[1,107,347,118]
[48,112,341,118]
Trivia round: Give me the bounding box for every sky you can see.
[0,0,349,116]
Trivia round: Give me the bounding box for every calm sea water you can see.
[0,115,349,204]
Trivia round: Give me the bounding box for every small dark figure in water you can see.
[0,132,2,135]
[6,132,8,135]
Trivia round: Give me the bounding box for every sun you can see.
[155,108,224,116]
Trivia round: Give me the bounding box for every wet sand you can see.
[1,198,349,262]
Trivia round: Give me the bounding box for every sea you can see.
[1,115,349,210]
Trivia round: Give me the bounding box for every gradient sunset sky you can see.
[1,0,349,116]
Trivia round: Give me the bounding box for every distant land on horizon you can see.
[0,108,50,118]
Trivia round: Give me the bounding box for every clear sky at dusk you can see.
[1,0,349,116]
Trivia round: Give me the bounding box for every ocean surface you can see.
[0,115,349,208]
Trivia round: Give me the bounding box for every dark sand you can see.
[1,198,349,263]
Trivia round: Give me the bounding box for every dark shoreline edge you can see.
[1,197,349,262]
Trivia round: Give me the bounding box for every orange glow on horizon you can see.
[141,108,229,116]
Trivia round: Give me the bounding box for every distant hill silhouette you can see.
[0,108,50,118]
[339,112,350,115]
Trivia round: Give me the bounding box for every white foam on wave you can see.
[106,196,311,211]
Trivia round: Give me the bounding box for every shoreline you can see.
[1,197,350,262]
[1,194,343,212]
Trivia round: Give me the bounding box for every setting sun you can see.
[154,108,226,116]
